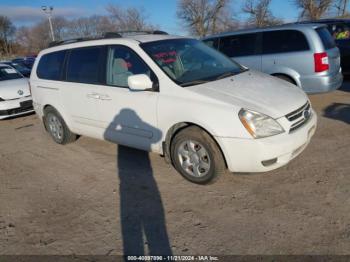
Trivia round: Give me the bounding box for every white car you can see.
[0,64,33,119]
[30,32,317,184]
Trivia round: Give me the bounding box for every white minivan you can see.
[30,32,317,184]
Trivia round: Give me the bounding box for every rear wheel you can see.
[44,107,77,145]
[171,126,226,184]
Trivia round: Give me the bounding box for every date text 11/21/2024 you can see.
[126,255,219,261]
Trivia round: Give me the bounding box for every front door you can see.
[96,45,160,152]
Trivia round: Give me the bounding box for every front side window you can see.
[106,46,153,88]
[219,33,258,57]
[0,66,23,81]
[37,50,66,80]
[66,47,103,84]
[141,39,244,87]
[262,30,309,54]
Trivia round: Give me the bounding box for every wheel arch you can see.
[271,73,298,85]
[163,122,228,168]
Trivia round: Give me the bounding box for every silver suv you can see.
[203,24,343,93]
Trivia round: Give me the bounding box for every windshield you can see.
[141,38,245,86]
[11,63,28,71]
[0,66,23,81]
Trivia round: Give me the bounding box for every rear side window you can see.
[316,27,336,49]
[219,33,258,57]
[262,30,309,54]
[37,50,66,80]
[66,47,103,84]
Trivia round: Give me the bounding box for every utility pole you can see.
[41,6,55,41]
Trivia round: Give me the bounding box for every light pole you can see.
[41,6,55,41]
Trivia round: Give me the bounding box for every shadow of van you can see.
[103,108,172,256]
[323,103,350,125]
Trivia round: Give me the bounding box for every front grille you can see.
[286,101,312,133]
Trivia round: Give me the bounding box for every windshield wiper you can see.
[180,80,210,87]
[215,71,237,80]
[215,68,249,81]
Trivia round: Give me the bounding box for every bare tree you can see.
[334,0,349,16]
[51,16,68,40]
[15,20,51,54]
[0,15,15,56]
[177,0,237,37]
[65,15,114,38]
[106,4,155,31]
[15,15,115,54]
[242,0,283,27]
[294,0,334,20]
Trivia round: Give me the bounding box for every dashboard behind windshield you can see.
[141,38,245,86]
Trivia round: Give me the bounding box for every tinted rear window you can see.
[262,30,309,54]
[66,47,103,84]
[316,27,336,49]
[37,50,66,80]
[218,33,258,57]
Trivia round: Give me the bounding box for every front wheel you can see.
[170,126,226,184]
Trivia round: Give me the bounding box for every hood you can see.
[186,70,308,118]
[0,78,30,100]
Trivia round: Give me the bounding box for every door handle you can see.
[87,93,100,99]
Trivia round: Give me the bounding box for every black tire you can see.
[44,107,77,145]
[274,74,296,85]
[170,126,226,184]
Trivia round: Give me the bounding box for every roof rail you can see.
[48,37,93,47]
[103,32,122,38]
[106,30,168,36]
[48,30,168,48]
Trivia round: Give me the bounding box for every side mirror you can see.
[128,74,153,91]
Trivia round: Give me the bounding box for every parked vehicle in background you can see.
[296,19,350,76]
[30,32,316,184]
[0,64,33,119]
[12,56,36,70]
[2,61,31,77]
[202,24,342,94]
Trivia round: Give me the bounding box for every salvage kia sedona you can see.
[30,31,317,184]
[0,64,33,119]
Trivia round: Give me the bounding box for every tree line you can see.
[0,0,349,57]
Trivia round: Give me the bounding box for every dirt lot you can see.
[0,82,349,256]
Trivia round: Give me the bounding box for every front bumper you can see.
[0,97,34,119]
[216,111,317,173]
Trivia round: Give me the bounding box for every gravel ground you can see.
[0,82,349,256]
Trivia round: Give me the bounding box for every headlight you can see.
[239,109,285,138]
